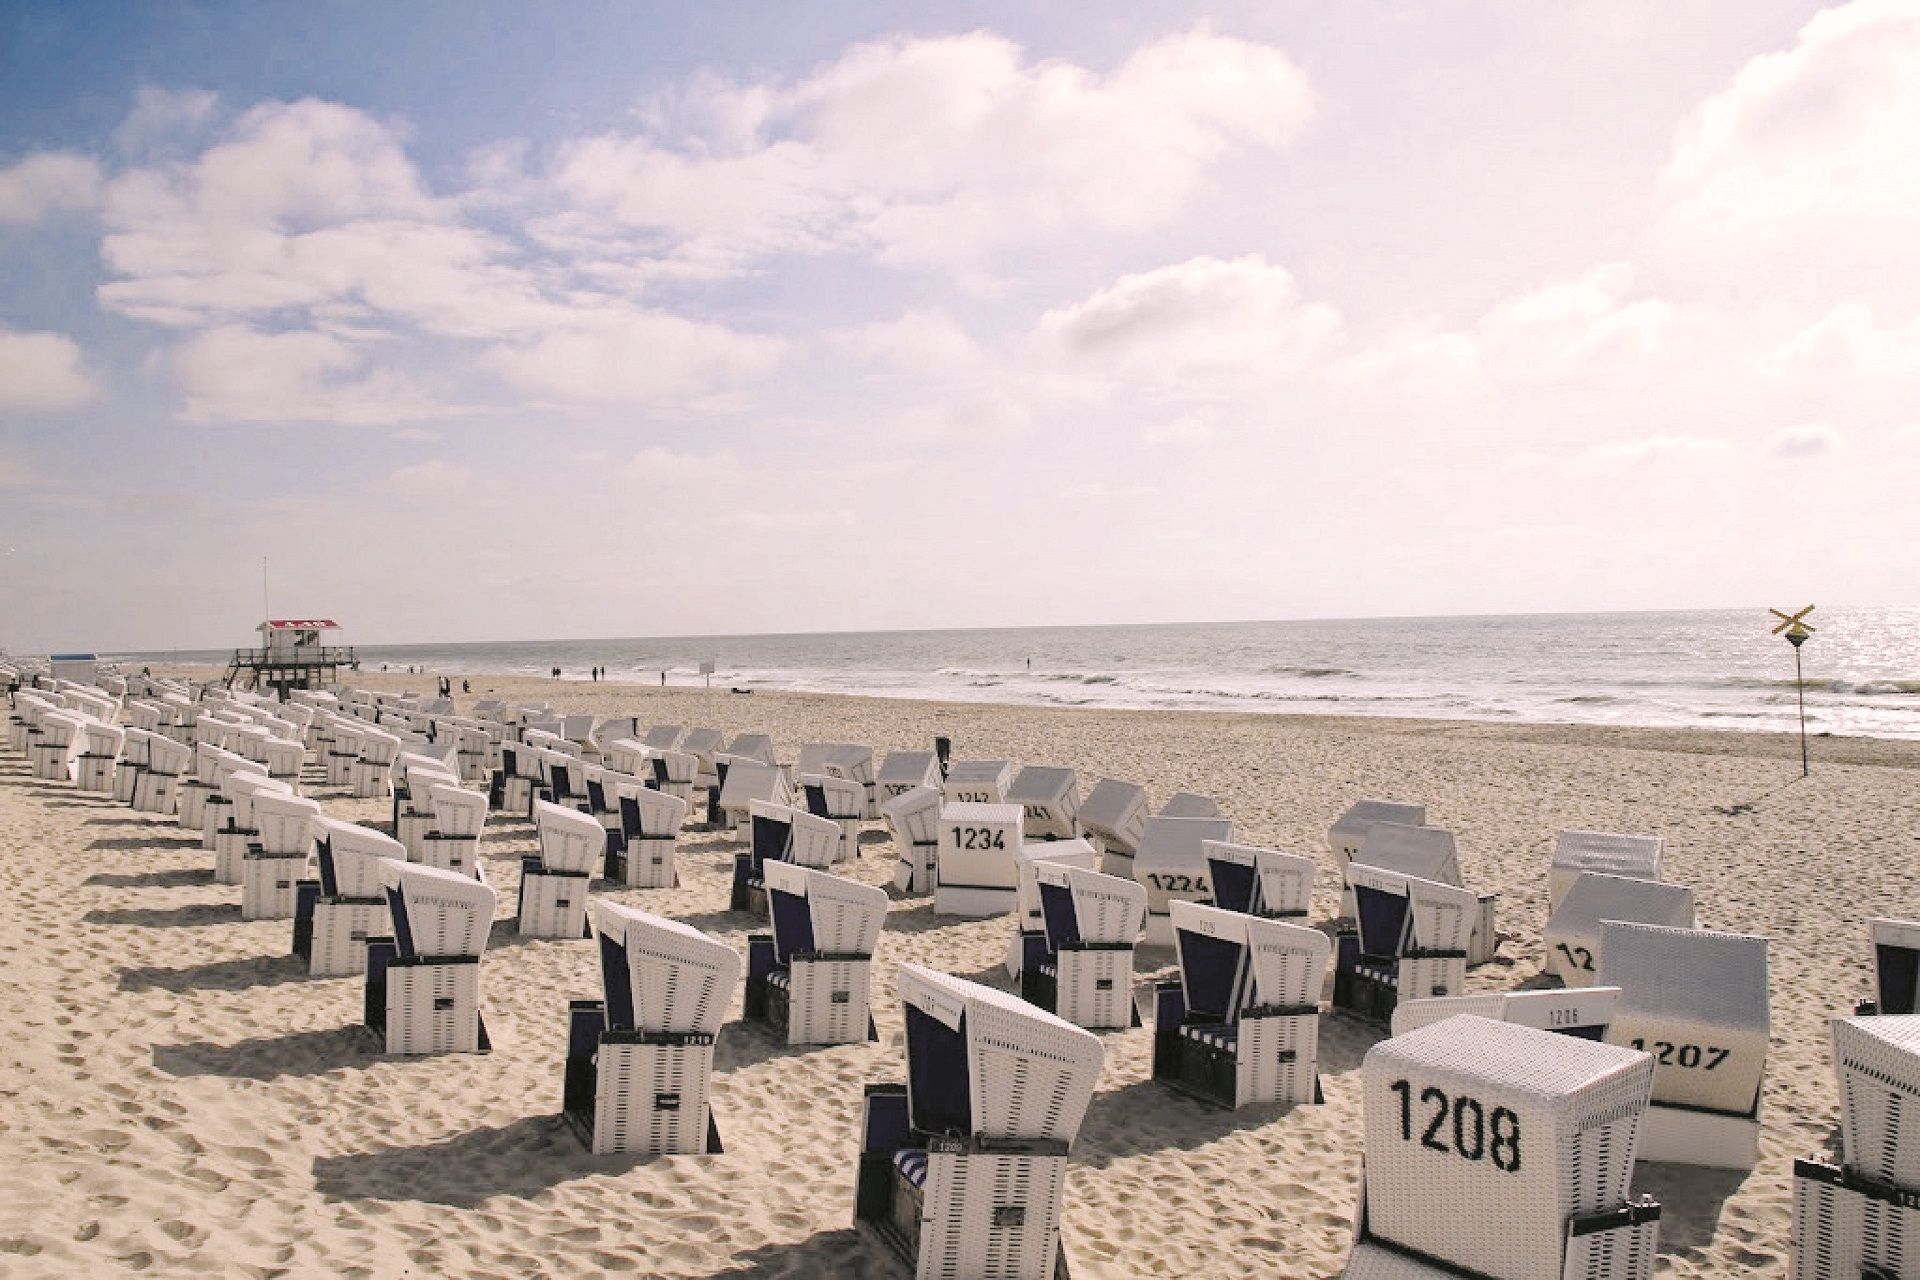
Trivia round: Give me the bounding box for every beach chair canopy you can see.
[1008,765,1080,839]
[1202,841,1317,918]
[380,859,497,958]
[593,902,740,1036]
[534,797,606,873]
[1134,815,1234,886]
[252,792,322,854]
[763,860,888,962]
[1077,778,1148,848]
[1349,863,1478,960]
[1549,829,1663,911]
[1158,792,1223,819]
[728,732,777,766]
[1035,862,1146,947]
[1172,901,1329,1020]
[877,750,940,791]
[1353,821,1460,886]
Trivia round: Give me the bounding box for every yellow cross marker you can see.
[1768,605,1816,775]
[1769,605,1815,642]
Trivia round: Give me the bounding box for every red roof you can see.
[259,619,340,631]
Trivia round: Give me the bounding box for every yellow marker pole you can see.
[1770,606,1816,778]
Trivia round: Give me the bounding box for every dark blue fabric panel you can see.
[1178,928,1246,1021]
[1879,943,1920,1016]
[386,885,415,957]
[1355,883,1411,957]
[750,812,790,875]
[1038,879,1081,947]
[1207,858,1257,915]
[599,932,636,1030]
[904,1004,972,1137]
[770,887,815,963]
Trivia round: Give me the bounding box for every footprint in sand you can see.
[74,1221,100,1242]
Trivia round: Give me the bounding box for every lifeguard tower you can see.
[226,619,356,697]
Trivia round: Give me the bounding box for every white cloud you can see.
[0,328,98,410]
[385,458,473,495]
[1563,434,1728,477]
[1768,422,1842,458]
[114,87,221,155]
[170,325,456,425]
[547,28,1314,277]
[487,310,783,405]
[1771,302,1920,376]
[0,152,102,224]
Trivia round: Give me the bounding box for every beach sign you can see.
[1769,605,1815,776]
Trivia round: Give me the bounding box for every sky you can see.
[1,0,1917,652]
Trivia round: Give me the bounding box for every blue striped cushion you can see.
[1038,962,1057,978]
[766,969,790,991]
[1180,1024,1238,1052]
[894,1148,929,1187]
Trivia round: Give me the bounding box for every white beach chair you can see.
[798,771,866,863]
[1006,838,1101,979]
[876,750,941,808]
[1347,1016,1659,1280]
[350,728,401,799]
[746,861,886,1045]
[74,721,124,793]
[242,792,320,921]
[364,860,496,1055]
[934,801,1025,917]
[30,708,85,782]
[294,819,404,976]
[519,799,603,938]
[715,758,789,832]
[1354,821,1500,966]
[1390,986,1622,1040]
[1328,799,1426,911]
[397,760,458,858]
[1544,874,1695,988]
[260,735,306,784]
[645,747,699,807]
[1860,917,1920,1016]
[941,759,1014,806]
[1007,765,1080,841]
[213,772,290,883]
[728,732,777,766]
[796,742,878,818]
[607,786,688,888]
[855,964,1104,1280]
[1599,922,1769,1169]
[1159,791,1223,819]
[730,800,840,912]
[1153,901,1329,1107]
[421,783,488,877]
[1333,864,1478,1022]
[113,726,152,804]
[134,733,192,813]
[680,727,726,791]
[1203,841,1317,920]
[883,785,943,895]
[642,724,685,751]
[1079,778,1150,878]
[1548,830,1663,914]
[563,903,738,1155]
[1020,863,1146,1030]
[1134,814,1234,946]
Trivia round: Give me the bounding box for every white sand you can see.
[2,672,1916,1277]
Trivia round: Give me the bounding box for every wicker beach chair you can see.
[133,733,192,813]
[715,758,789,832]
[1334,864,1478,1023]
[396,759,458,858]
[1390,986,1622,1040]
[1007,765,1080,841]
[350,728,401,799]
[1203,841,1317,920]
[1006,838,1102,979]
[364,860,496,1055]
[1548,830,1663,914]
[1328,799,1427,910]
[728,732,777,767]
[1152,901,1329,1107]
[242,792,320,921]
[74,721,124,793]
[934,801,1025,917]
[798,771,866,863]
[1079,778,1150,878]
[213,771,291,884]
[607,786,688,888]
[418,782,487,877]
[731,800,840,912]
[796,742,878,818]
[1347,1016,1659,1280]
[1792,1014,1920,1277]
[883,785,943,895]
[563,903,738,1155]
[942,759,1015,806]
[1354,821,1500,966]
[112,725,151,804]
[1021,863,1146,1030]
[1134,814,1234,946]
[1544,874,1695,988]
[519,799,603,938]
[855,964,1104,1280]
[646,747,699,807]
[746,861,886,1045]
[1860,917,1920,1016]
[1599,922,1769,1169]
[30,708,85,782]
[1159,791,1224,819]
[877,750,942,808]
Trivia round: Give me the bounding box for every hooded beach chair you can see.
[746,861,886,1045]
[935,801,1025,917]
[883,785,943,895]
[396,759,458,857]
[642,724,684,751]
[854,964,1104,1280]
[643,747,698,808]
[1353,821,1500,966]
[1544,874,1695,988]
[134,733,192,813]
[1599,922,1769,1169]
[520,799,603,938]
[489,740,544,816]
[716,759,790,833]
[1007,765,1080,841]
[294,818,404,976]
[1549,830,1663,914]
[113,725,152,804]
[1005,838,1101,979]
[260,735,306,785]
[1153,901,1329,1107]
[798,771,866,863]
[1793,1014,1920,1278]
[1203,841,1317,920]
[563,903,738,1155]
[1158,791,1223,819]
[1334,864,1478,1023]
[731,800,840,912]
[797,742,878,817]
[364,860,497,1055]
[30,708,85,781]
[421,783,488,877]
[1859,917,1920,1016]
[213,772,291,884]
[1078,777,1149,878]
[728,732,777,767]
[350,728,401,799]
[1346,1016,1659,1280]
[1390,986,1622,1040]
[242,792,320,921]
[1021,863,1146,1030]
[941,759,1014,806]
[607,787,688,888]
[74,721,124,793]
[680,727,725,790]
[876,750,941,808]
[1327,799,1426,912]
[1134,814,1234,946]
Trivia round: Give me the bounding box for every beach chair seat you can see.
[1599,922,1769,1169]
[1347,1015,1659,1280]
[1353,821,1500,966]
[1153,902,1329,1107]
[799,771,866,862]
[1203,841,1317,920]
[1548,830,1663,914]
[854,964,1104,1280]
[74,721,124,793]
[1006,838,1101,978]
[1334,864,1477,1023]
[883,785,943,895]
[730,800,841,912]
[935,802,1025,917]
[1078,778,1149,878]
[942,759,1014,806]
[563,904,738,1155]
[242,792,320,920]
[363,860,495,1055]
[420,782,488,877]
[607,788,688,888]
[1544,874,1695,988]
[1134,814,1234,946]
[1328,799,1426,913]
[1390,986,1622,1040]
[1860,918,1920,1016]
[746,861,886,1045]
[519,799,604,938]
[1158,791,1223,819]
[133,734,192,813]
[876,750,941,812]
[1008,766,1080,841]
[1020,863,1145,1029]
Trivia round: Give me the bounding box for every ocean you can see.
[117,607,1920,741]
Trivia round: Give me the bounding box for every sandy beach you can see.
[3,670,1917,1278]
